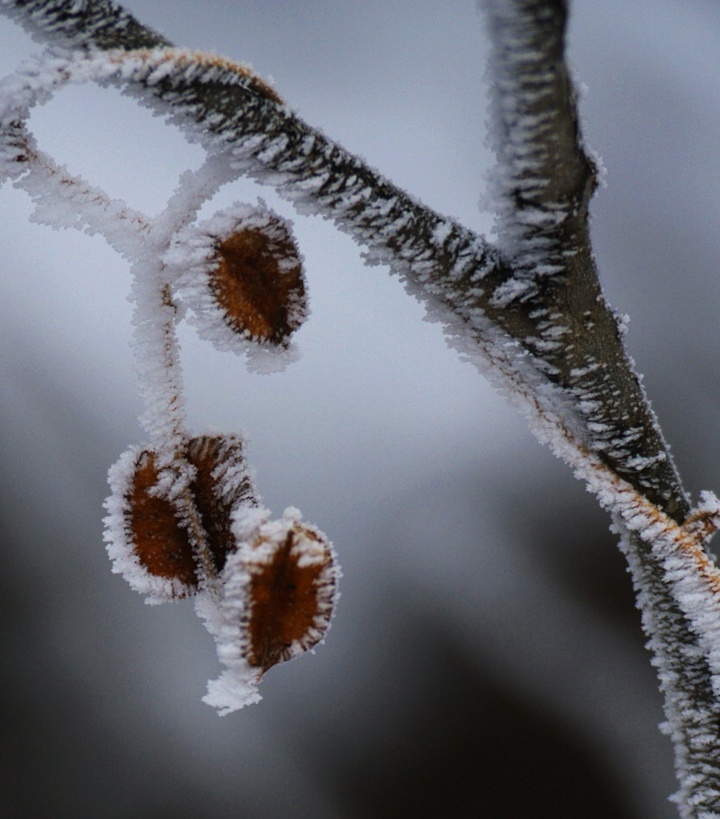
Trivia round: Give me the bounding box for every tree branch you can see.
[0,0,688,520]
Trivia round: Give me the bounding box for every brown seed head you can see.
[187,435,258,570]
[125,449,197,590]
[244,522,337,672]
[121,435,256,595]
[211,218,306,344]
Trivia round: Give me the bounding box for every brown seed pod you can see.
[247,526,335,671]
[211,215,306,344]
[168,204,308,355]
[104,435,258,600]
[221,510,338,674]
[123,448,197,591]
[187,435,259,572]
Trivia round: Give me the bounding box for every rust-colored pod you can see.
[169,205,308,353]
[188,434,258,571]
[220,510,338,673]
[246,524,336,671]
[210,215,306,344]
[104,435,257,600]
[122,448,197,591]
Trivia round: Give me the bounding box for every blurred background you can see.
[1,1,720,816]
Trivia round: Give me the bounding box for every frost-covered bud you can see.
[167,203,307,354]
[204,508,339,714]
[237,511,338,671]
[104,434,258,602]
[213,220,305,343]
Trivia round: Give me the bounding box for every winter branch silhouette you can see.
[1,0,719,814]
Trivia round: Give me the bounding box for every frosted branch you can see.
[0,2,689,519]
[483,0,596,280]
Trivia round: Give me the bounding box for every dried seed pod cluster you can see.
[105,435,338,710]
[105,434,258,599]
[166,203,308,357]
[0,47,338,714]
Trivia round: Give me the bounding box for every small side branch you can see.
[483,0,596,275]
